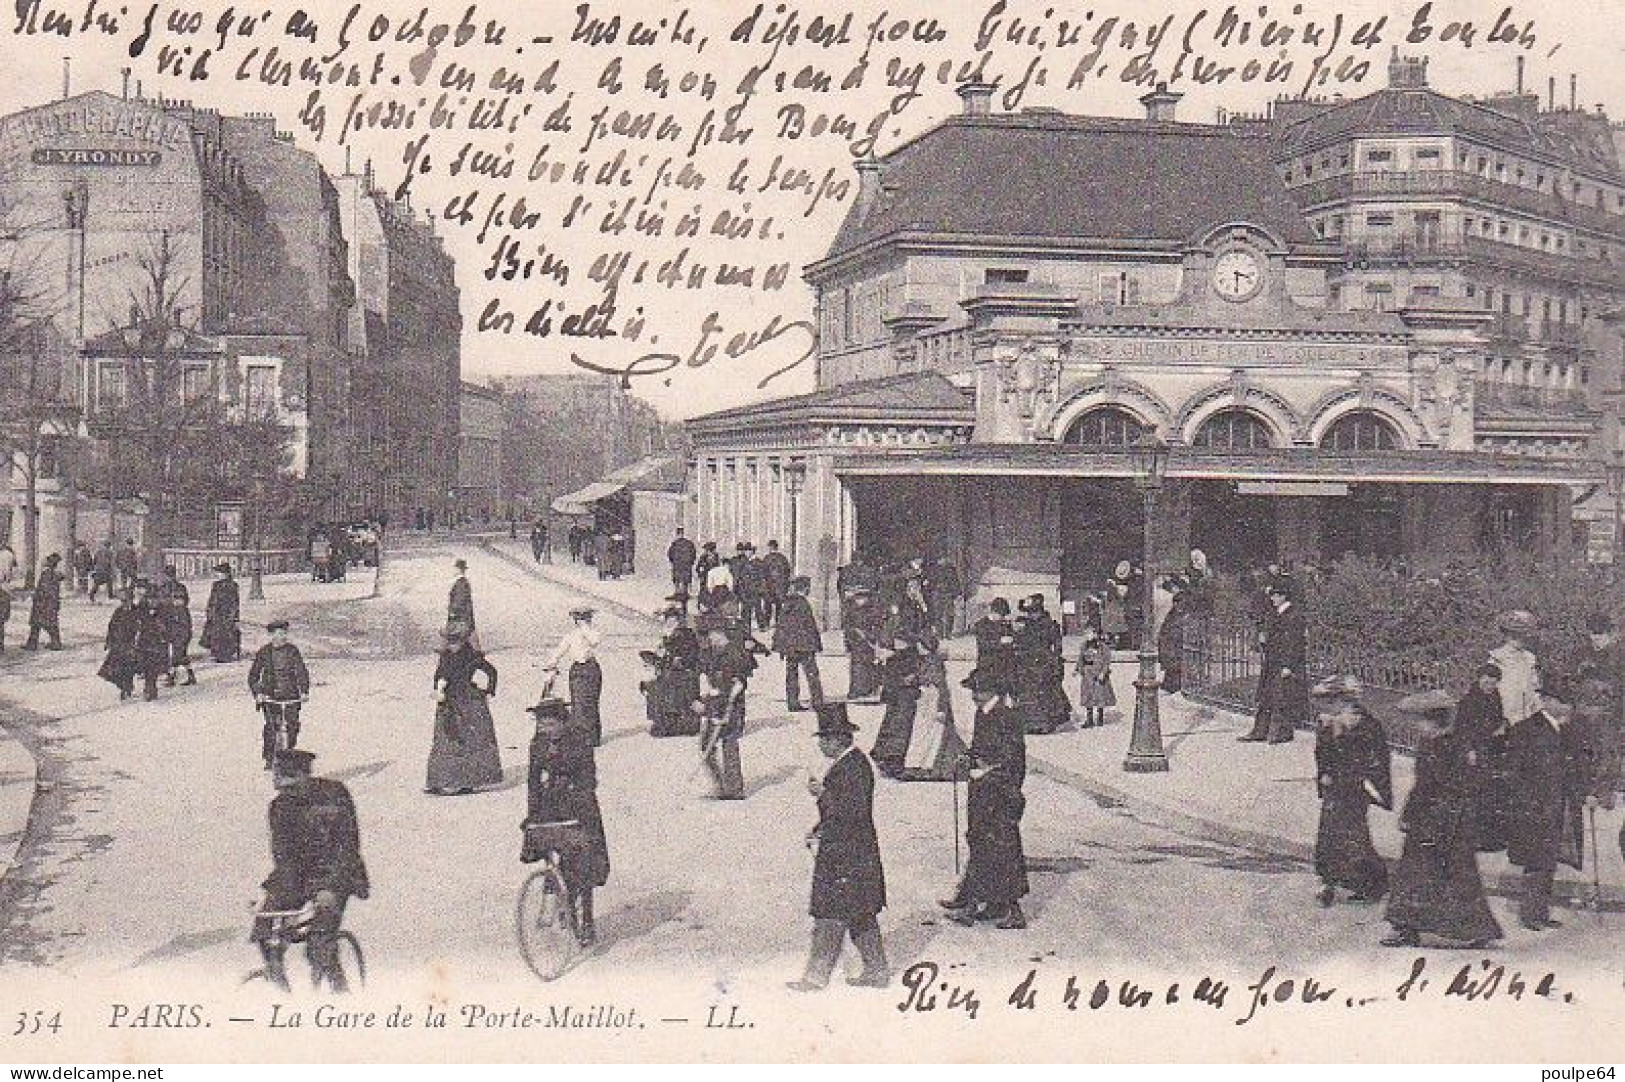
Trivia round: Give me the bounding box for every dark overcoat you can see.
[1313,711,1392,897]
[98,605,140,686]
[524,725,611,887]
[963,697,1029,905]
[132,602,171,676]
[264,777,370,904]
[810,748,886,921]
[1506,713,1586,872]
[29,566,61,625]
[201,578,241,658]
[771,595,822,655]
[448,577,475,631]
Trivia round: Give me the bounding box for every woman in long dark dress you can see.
[98,590,140,700]
[1383,688,1503,948]
[522,696,610,946]
[426,622,503,794]
[199,562,241,663]
[942,658,1030,929]
[1311,676,1393,905]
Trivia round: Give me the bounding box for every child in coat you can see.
[1075,630,1116,728]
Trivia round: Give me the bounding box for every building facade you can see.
[689,81,1612,625]
[458,380,504,523]
[335,165,462,530]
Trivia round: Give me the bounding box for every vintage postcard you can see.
[2,0,1625,1064]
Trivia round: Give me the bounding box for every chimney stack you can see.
[854,156,886,219]
[956,81,996,117]
[61,57,70,100]
[1570,73,1577,111]
[121,68,130,99]
[1516,55,1525,94]
[1549,76,1556,110]
[1139,82,1183,122]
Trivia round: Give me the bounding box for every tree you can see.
[82,230,301,566]
[0,197,76,589]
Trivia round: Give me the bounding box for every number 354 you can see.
[13,1010,62,1036]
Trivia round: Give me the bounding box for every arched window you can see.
[1063,407,1147,447]
[1320,411,1400,451]
[1191,409,1274,450]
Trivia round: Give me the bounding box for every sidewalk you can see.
[0,563,385,887]
[477,548,1625,907]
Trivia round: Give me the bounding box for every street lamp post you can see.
[1609,449,1625,567]
[784,460,806,569]
[1125,435,1171,774]
[248,477,265,602]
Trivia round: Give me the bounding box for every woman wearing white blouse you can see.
[544,607,605,746]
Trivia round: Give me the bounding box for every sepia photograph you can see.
[1,0,1624,1065]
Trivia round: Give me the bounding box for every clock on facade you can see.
[1211,249,1264,302]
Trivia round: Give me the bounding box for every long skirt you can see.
[847,640,879,699]
[570,659,603,746]
[201,619,240,662]
[1020,672,1072,735]
[963,779,1028,906]
[701,710,744,799]
[1315,793,1389,898]
[98,650,137,693]
[647,666,701,737]
[871,687,919,772]
[426,691,503,792]
[1386,825,1502,943]
[900,683,968,781]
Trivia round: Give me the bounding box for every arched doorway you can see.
[1189,409,1279,572]
[1317,412,1404,561]
[1059,407,1151,633]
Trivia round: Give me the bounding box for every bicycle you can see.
[243,901,366,993]
[515,819,587,982]
[258,699,303,762]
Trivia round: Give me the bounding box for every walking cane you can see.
[952,756,963,876]
[1588,803,1604,915]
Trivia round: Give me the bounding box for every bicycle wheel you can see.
[333,932,366,991]
[515,867,578,982]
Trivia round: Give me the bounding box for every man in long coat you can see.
[759,540,792,630]
[667,528,697,598]
[1506,687,1588,931]
[1575,614,1624,808]
[772,576,824,712]
[447,558,479,649]
[23,552,63,650]
[1241,583,1306,743]
[131,580,171,701]
[838,553,882,700]
[156,565,196,686]
[789,703,888,991]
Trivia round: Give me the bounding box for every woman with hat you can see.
[1102,561,1132,651]
[542,607,604,746]
[789,702,889,991]
[1014,594,1070,736]
[1310,675,1392,907]
[447,558,479,650]
[942,654,1030,929]
[522,695,610,947]
[98,588,141,701]
[200,561,242,663]
[644,605,701,738]
[131,579,172,702]
[155,565,196,687]
[426,621,503,795]
[1383,687,1502,949]
[694,616,755,800]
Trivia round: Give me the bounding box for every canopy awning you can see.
[549,455,683,515]
[832,444,1604,487]
[550,480,629,516]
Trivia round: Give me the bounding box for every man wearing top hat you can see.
[789,702,889,991]
[1506,680,1588,931]
[249,620,312,768]
[942,656,1030,929]
[448,558,479,649]
[254,748,369,994]
[1240,582,1307,744]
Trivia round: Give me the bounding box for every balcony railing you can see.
[1339,233,1624,290]
[1291,169,1625,240]
[1474,380,1594,415]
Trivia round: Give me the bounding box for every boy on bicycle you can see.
[249,620,311,769]
[254,749,370,993]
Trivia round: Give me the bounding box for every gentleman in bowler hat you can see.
[789,702,889,991]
